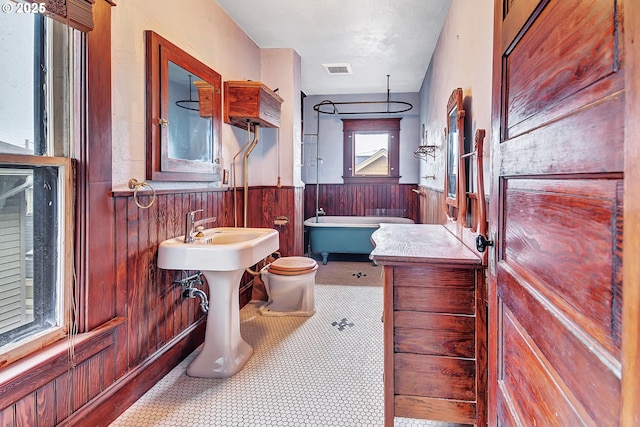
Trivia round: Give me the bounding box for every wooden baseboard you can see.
[60,319,206,427]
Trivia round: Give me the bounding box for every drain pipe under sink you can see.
[243,123,260,228]
[183,287,209,314]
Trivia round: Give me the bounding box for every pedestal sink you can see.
[157,227,279,378]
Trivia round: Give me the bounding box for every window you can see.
[0,12,76,364]
[342,118,401,184]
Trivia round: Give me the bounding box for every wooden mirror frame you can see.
[444,88,466,222]
[145,30,222,182]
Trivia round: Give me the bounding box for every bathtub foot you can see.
[321,252,329,265]
[371,259,377,266]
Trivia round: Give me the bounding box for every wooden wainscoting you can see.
[0,185,302,427]
[303,183,419,221]
[417,186,447,225]
[416,186,489,229]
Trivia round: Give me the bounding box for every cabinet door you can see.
[489,0,628,425]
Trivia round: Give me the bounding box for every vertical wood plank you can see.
[155,194,168,347]
[0,405,14,427]
[126,196,141,365]
[137,195,151,361]
[36,382,55,427]
[14,393,34,427]
[147,192,160,353]
[73,361,90,411]
[55,371,71,423]
[102,343,116,388]
[88,353,103,399]
[113,196,130,378]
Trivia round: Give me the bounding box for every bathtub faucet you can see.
[316,207,326,216]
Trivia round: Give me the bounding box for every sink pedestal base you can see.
[186,269,253,378]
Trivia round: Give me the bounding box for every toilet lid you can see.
[269,256,318,276]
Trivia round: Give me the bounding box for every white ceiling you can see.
[215,0,452,96]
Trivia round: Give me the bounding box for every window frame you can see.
[342,118,401,184]
[0,14,76,366]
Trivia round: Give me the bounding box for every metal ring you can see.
[128,178,156,209]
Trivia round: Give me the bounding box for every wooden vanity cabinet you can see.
[371,224,487,427]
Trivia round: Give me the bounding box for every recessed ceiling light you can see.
[322,63,353,75]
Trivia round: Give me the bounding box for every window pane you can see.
[0,167,59,346]
[0,13,39,155]
[354,133,389,176]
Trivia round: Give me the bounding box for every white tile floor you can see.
[110,284,464,427]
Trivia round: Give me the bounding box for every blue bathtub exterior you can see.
[304,216,414,264]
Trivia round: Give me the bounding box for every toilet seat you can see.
[268,256,318,276]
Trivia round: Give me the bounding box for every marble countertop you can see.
[370,223,481,266]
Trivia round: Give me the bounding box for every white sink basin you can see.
[157,227,279,271]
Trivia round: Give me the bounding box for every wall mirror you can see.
[145,31,222,181]
[444,88,466,221]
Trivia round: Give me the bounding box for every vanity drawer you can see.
[394,283,475,315]
[394,353,476,401]
[393,266,476,314]
[394,311,475,358]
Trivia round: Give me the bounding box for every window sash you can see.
[0,155,73,364]
[0,12,77,365]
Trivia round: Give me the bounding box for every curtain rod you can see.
[312,75,413,115]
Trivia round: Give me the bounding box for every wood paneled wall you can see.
[415,186,447,225]
[304,183,420,222]
[0,185,302,427]
[416,186,489,231]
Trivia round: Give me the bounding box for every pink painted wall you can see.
[110,1,300,191]
[418,0,494,195]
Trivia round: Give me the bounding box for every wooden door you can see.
[488,0,638,425]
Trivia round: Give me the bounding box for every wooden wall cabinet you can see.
[224,81,283,129]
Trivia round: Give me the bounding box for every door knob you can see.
[476,234,494,252]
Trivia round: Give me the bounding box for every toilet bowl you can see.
[259,256,317,317]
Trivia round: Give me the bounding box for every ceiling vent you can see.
[322,63,353,75]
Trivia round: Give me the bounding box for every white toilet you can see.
[259,256,318,317]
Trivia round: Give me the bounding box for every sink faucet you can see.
[184,209,203,243]
[316,207,326,216]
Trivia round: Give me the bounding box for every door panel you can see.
[503,178,623,355]
[505,0,618,135]
[489,0,624,425]
[499,267,621,423]
[499,93,624,176]
[500,308,589,426]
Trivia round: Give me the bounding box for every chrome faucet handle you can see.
[194,216,217,228]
